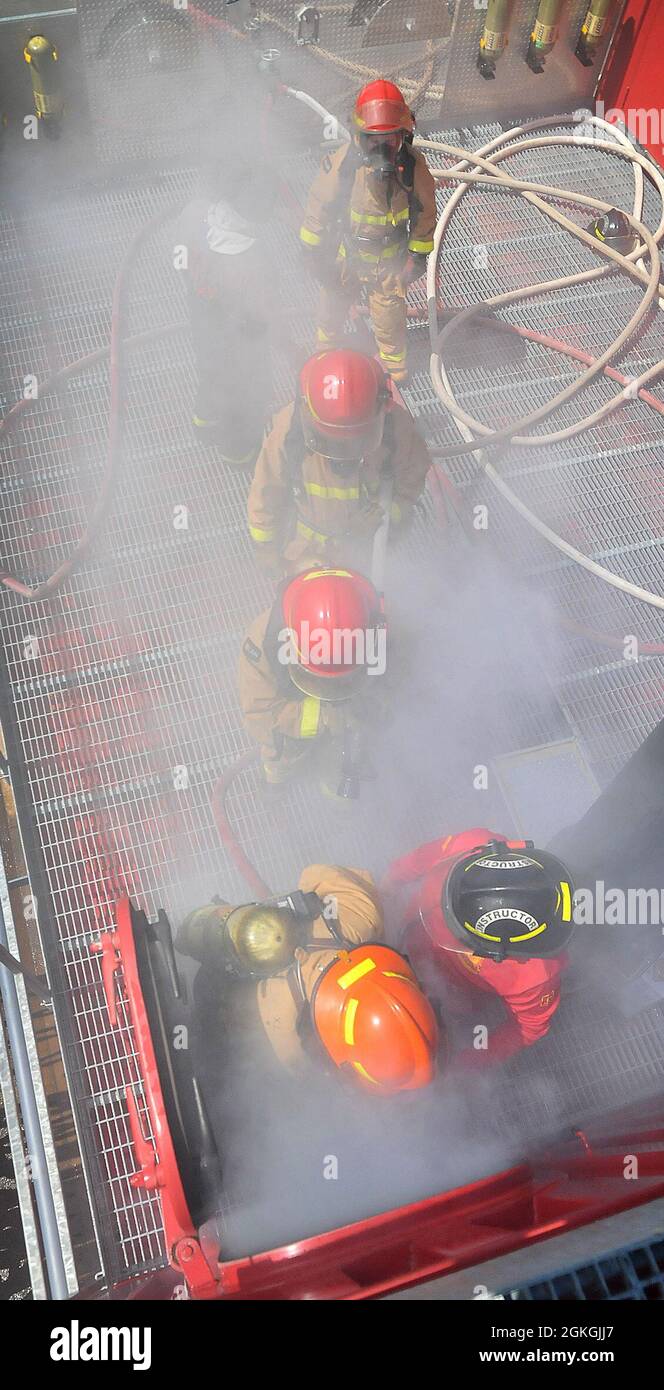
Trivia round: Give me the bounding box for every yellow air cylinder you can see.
[575,0,615,67]
[477,0,515,81]
[526,0,564,73]
[23,34,63,134]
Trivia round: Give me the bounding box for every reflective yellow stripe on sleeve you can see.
[249,525,276,542]
[408,239,434,254]
[296,520,331,545]
[300,226,322,247]
[379,348,407,364]
[299,695,321,738]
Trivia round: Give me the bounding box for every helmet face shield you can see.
[288,662,367,702]
[300,400,385,461]
[352,82,414,139]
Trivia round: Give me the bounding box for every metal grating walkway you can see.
[508,1234,664,1301]
[1,40,664,1280]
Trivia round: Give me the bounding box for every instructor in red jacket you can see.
[383,830,575,1071]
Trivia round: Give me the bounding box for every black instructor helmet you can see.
[442,840,575,963]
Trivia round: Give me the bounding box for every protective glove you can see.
[344,498,385,537]
[399,251,428,290]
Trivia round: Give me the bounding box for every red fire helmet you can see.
[352,79,414,136]
[280,567,384,700]
[299,349,391,461]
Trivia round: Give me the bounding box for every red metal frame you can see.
[598,0,664,167]
[214,1148,664,1300]
[92,899,219,1298]
[96,899,664,1301]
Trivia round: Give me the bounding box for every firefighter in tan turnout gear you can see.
[176,864,439,1091]
[238,566,385,794]
[247,348,431,578]
[300,79,437,383]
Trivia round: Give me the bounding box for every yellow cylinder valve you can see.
[526,0,563,74]
[575,0,615,67]
[23,34,63,133]
[477,0,515,82]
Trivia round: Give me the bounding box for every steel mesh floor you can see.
[1,85,664,1280]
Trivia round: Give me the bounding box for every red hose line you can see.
[0,323,182,441]
[211,752,273,899]
[187,4,248,39]
[505,322,664,418]
[559,615,664,656]
[424,316,664,456]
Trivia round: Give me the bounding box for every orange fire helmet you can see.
[310,943,439,1093]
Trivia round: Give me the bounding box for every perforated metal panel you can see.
[76,0,614,168]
